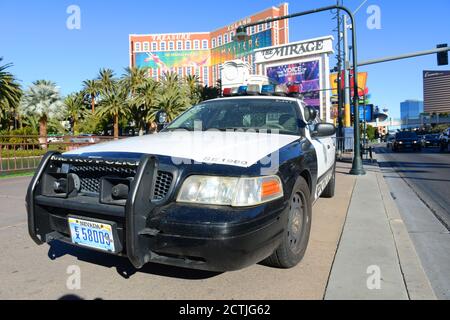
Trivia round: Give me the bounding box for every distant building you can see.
[129,3,289,86]
[400,100,423,129]
[423,70,450,114]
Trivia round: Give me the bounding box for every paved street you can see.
[376,145,450,299]
[0,164,356,300]
[376,146,450,228]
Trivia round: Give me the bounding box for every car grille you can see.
[68,164,173,200]
[153,171,173,201]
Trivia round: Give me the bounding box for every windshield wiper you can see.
[164,126,195,132]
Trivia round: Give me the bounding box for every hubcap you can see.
[287,192,306,253]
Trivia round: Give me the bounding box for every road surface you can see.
[376,145,450,299]
[376,145,450,228]
[0,164,355,300]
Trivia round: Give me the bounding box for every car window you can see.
[165,99,301,135]
[396,132,417,139]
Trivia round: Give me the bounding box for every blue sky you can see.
[1,0,449,118]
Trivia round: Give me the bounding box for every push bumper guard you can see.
[26,152,159,269]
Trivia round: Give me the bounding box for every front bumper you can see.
[394,142,421,149]
[26,152,288,271]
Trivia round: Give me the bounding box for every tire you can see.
[321,165,336,198]
[264,176,312,269]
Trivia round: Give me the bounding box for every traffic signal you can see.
[437,44,448,66]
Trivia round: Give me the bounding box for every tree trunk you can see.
[91,96,95,113]
[114,113,119,140]
[39,115,48,149]
[73,117,78,136]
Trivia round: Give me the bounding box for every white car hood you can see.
[65,131,299,168]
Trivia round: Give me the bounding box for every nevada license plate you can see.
[68,217,115,252]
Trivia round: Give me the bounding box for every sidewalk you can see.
[325,159,436,300]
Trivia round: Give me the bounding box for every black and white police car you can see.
[26,84,337,272]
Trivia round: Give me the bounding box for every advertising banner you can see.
[330,71,368,96]
[351,104,374,122]
[211,29,272,65]
[266,60,321,112]
[135,50,210,69]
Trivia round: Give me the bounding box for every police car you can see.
[26,84,336,272]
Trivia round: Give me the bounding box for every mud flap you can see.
[125,154,158,269]
[26,151,60,245]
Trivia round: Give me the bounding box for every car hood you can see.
[64,131,300,168]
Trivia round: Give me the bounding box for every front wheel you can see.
[264,176,312,269]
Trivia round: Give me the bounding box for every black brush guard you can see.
[26,151,158,269]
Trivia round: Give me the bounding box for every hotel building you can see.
[129,3,289,86]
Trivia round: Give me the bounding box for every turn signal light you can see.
[261,178,282,199]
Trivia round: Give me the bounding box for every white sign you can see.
[255,36,334,64]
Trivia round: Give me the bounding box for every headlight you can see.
[399,141,403,144]
[177,175,283,207]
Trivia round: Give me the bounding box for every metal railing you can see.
[0,135,124,174]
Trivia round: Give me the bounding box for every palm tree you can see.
[161,71,180,91]
[157,89,190,122]
[121,67,149,135]
[157,71,190,122]
[184,74,201,105]
[0,58,22,130]
[20,80,63,146]
[121,66,148,94]
[82,79,100,113]
[132,79,160,133]
[97,68,115,94]
[96,84,129,139]
[63,92,85,135]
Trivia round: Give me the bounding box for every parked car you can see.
[46,135,63,143]
[386,135,395,149]
[440,128,450,152]
[69,134,99,144]
[392,131,421,152]
[423,134,440,147]
[26,94,337,272]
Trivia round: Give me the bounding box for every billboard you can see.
[211,29,272,65]
[266,60,321,111]
[135,50,210,69]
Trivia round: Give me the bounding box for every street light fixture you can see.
[234,26,250,42]
[233,5,366,175]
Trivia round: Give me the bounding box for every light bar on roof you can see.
[222,88,232,97]
[237,85,248,95]
[246,84,261,95]
[261,84,275,95]
[274,84,288,96]
[231,87,239,96]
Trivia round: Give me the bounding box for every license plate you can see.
[68,217,115,252]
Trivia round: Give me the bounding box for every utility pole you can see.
[336,1,344,143]
[343,15,351,128]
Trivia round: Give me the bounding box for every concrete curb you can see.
[373,153,437,300]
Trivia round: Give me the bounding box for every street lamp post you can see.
[234,5,365,175]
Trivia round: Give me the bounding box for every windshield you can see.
[164,98,301,135]
[396,132,418,139]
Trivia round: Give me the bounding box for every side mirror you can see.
[312,123,336,137]
[303,106,318,123]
